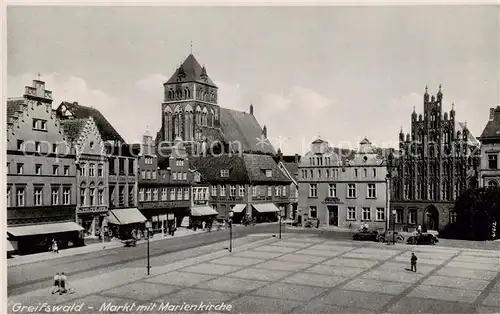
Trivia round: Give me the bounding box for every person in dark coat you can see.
[411,253,418,272]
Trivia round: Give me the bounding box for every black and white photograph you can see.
[3,3,500,314]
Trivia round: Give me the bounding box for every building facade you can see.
[478,106,500,187]
[275,152,300,220]
[391,85,480,232]
[6,80,82,254]
[298,139,388,229]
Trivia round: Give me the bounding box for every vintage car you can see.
[406,233,437,245]
[352,229,379,241]
[376,231,406,243]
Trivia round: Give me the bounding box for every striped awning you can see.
[107,208,147,225]
[252,203,280,213]
[231,204,247,213]
[191,206,219,217]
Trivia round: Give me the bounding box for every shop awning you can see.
[252,203,280,213]
[7,222,84,237]
[6,239,17,251]
[191,206,219,217]
[108,208,147,225]
[231,204,247,213]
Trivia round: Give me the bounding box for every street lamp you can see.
[145,220,152,275]
[279,215,282,239]
[392,209,396,244]
[228,211,233,252]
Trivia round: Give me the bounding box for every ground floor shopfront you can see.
[230,203,280,223]
[107,207,147,239]
[77,209,108,238]
[390,201,454,233]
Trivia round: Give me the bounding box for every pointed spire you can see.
[438,84,442,92]
[200,64,208,80]
[425,85,428,94]
[249,103,254,115]
[190,40,193,54]
[263,125,267,138]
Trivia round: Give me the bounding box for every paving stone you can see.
[447,261,500,271]
[227,267,292,282]
[408,285,481,303]
[100,282,181,301]
[376,262,435,274]
[253,260,311,272]
[296,248,345,257]
[361,270,423,283]
[285,237,323,243]
[232,250,284,259]
[180,263,242,275]
[452,255,500,265]
[462,250,500,258]
[251,282,327,301]
[275,253,329,264]
[308,244,355,252]
[62,294,137,313]
[392,255,446,265]
[342,252,392,261]
[342,278,412,295]
[268,241,312,248]
[422,275,490,291]
[412,247,459,254]
[306,264,366,277]
[292,303,375,314]
[230,295,302,313]
[318,289,394,310]
[323,257,379,268]
[209,256,262,267]
[195,277,268,293]
[145,271,215,287]
[482,292,500,307]
[155,287,237,304]
[386,296,471,313]
[354,248,401,256]
[437,267,498,280]
[282,272,348,288]
[252,245,298,253]
[475,305,500,313]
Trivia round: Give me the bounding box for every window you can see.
[170,188,175,200]
[63,187,71,205]
[450,211,457,224]
[152,171,157,180]
[309,184,318,197]
[267,186,272,196]
[16,187,25,206]
[326,169,330,178]
[276,186,281,196]
[145,157,152,165]
[34,186,43,206]
[51,187,59,205]
[6,162,10,174]
[176,159,184,166]
[177,188,182,200]
[128,186,134,205]
[139,188,145,201]
[146,189,152,201]
[98,189,104,205]
[310,170,313,178]
[372,168,376,177]
[367,184,376,198]
[17,163,23,174]
[182,172,187,180]
[17,140,24,150]
[194,173,201,182]
[221,169,229,177]
[220,185,226,196]
[408,210,417,224]
[128,160,134,175]
[146,171,151,180]
[7,187,11,207]
[362,207,371,220]
[153,189,159,201]
[64,166,70,176]
[173,172,177,180]
[396,210,403,224]
[348,207,356,220]
[303,170,307,179]
[317,169,321,178]
[89,188,95,205]
[212,185,217,196]
[347,184,356,198]
[35,142,41,153]
[252,186,257,197]
[184,188,189,200]
[109,158,116,174]
[488,154,498,170]
[282,186,287,196]
[328,184,336,197]
[98,164,103,177]
[376,208,385,221]
[53,143,58,154]
[119,159,125,174]
[265,170,272,178]
[230,185,236,196]
[354,169,358,177]
[35,164,42,175]
[80,164,86,176]
[141,171,146,179]
[364,168,367,177]
[161,188,167,200]
[89,164,95,177]
[309,206,317,218]
[32,119,47,131]
[239,185,245,197]
[53,165,59,175]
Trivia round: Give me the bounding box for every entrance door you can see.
[424,206,439,231]
[328,206,338,226]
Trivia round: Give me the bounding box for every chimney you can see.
[277,148,283,161]
[295,153,299,163]
[490,108,495,121]
[250,103,254,115]
[263,125,267,138]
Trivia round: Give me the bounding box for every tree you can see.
[453,186,500,240]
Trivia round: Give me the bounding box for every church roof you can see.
[220,108,276,154]
[455,121,480,146]
[165,54,217,87]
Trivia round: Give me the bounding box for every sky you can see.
[6,5,499,155]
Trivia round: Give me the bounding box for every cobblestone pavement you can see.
[7,235,500,314]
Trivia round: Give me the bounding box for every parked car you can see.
[377,231,405,243]
[406,233,437,245]
[353,230,379,241]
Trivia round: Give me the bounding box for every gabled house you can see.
[477,106,500,187]
[275,151,301,220]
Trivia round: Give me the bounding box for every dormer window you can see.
[221,169,229,177]
[265,170,272,178]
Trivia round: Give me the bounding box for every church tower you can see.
[161,54,221,148]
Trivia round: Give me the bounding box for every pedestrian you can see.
[52,240,58,254]
[51,273,60,294]
[59,272,67,294]
[417,225,422,234]
[411,253,418,272]
[316,218,320,228]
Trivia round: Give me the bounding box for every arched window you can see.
[184,105,193,141]
[165,107,173,141]
[202,107,208,126]
[195,106,201,125]
[174,106,181,139]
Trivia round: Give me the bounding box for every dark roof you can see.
[479,107,500,140]
[165,54,217,87]
[282,162,299,181]
[360,138,372,144]
[60,119,88,142]
[105,142,137,157]
[220,108,276,154]
[57,102,125,142]
[6,99,26,120]
[189,155,248,183]
[312,138,326,144]
[243,154,291,183]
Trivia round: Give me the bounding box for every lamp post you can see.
[145,220,151,275]
[279,215,282,239]
[228,211,233,252]
[392,209,396,244]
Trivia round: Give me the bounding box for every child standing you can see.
[59,272,67,294]
[411,253,418,272]
[51,273,60,294]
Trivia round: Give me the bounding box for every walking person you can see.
[59,272,67,294]
[411,253,418,272]
[51,273,60,294]
[52,239,58,254]
[417,225,422,234]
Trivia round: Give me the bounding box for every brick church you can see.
[390,85,480,232]
[155,54,275,155]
